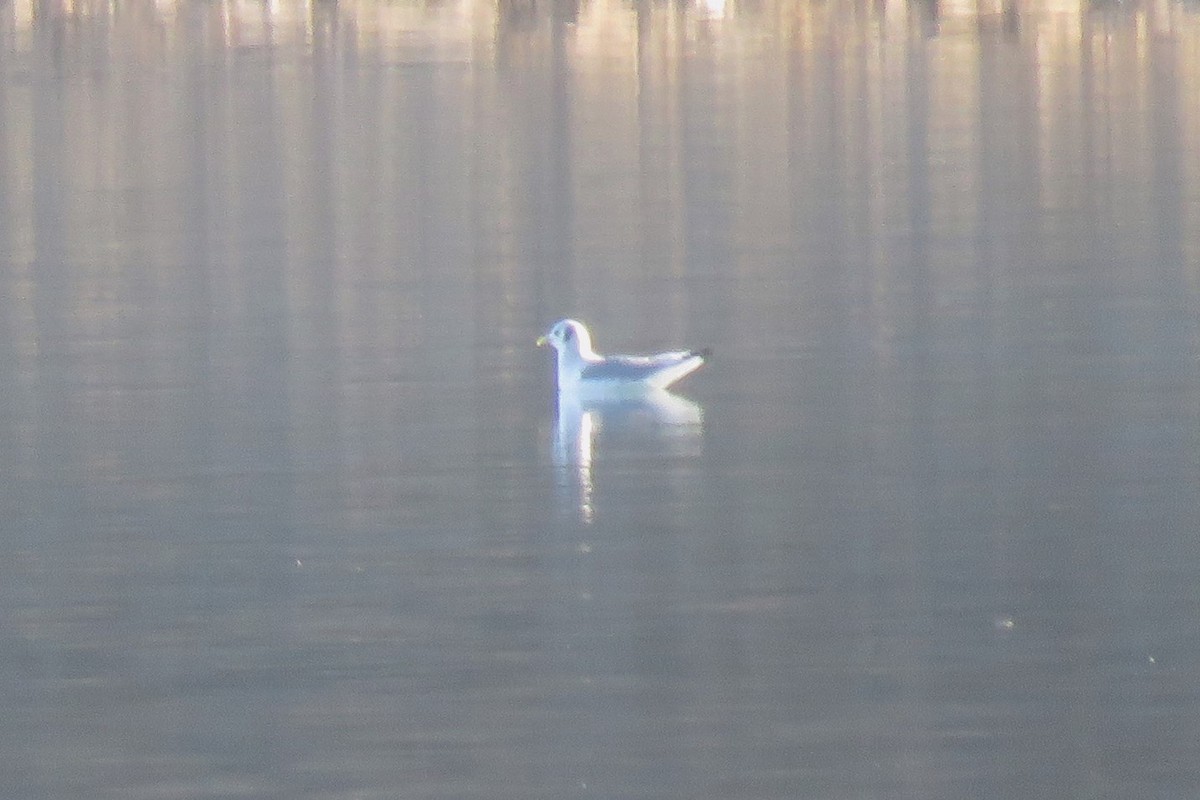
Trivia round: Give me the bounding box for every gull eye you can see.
[562,326,573,341]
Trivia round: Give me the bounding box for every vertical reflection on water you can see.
[553,397,597,524]
[552,391,703,525]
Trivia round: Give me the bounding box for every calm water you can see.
[2,0,1200,797]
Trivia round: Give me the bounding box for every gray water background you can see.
[2,0,1200,797]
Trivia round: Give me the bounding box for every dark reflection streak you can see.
[926,0,942,36]
[549,0,573,262]
[26,15,72,785]
[812,20,843,276]
[297,20,341,528]
[1148,33,1185,300]
[215,53,296,781]
[0,40,15,467]
[1079,12,1100,248]
[409,68,440,292]
[1002,0,1020,40]
[165,24,223,774]
[974,0,1006,623]
[900,13,934,794]
[546,4,574,268]
[534,9,584,767]
[825,15,873,786]
[633,12,701,792]
[680,16,732,276]
[635,0,652,267]
[185,57,226,565]
[495,13,583,788]
[974,17,1005,786]
[813,17,875,790]
[522,1,575,318]
[1144,26,1198,586]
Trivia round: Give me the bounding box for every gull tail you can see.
[648,348,710,390]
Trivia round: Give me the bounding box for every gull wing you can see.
[580,349,708,390]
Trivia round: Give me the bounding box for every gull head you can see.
[536,319,597,360]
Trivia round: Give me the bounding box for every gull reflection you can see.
[552,390,703,524]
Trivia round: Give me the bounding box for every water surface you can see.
[2,0,1199,797]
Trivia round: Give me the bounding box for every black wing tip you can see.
[694,347,713,361]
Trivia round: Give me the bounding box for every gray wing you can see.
[581,355,675,382]
[580,350,708,387]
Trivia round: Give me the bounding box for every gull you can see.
[536,319,709,394]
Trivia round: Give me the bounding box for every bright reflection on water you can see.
[2,0,1200,797]
[553,391,704,525]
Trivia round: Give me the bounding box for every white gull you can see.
[536,319,709,394]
